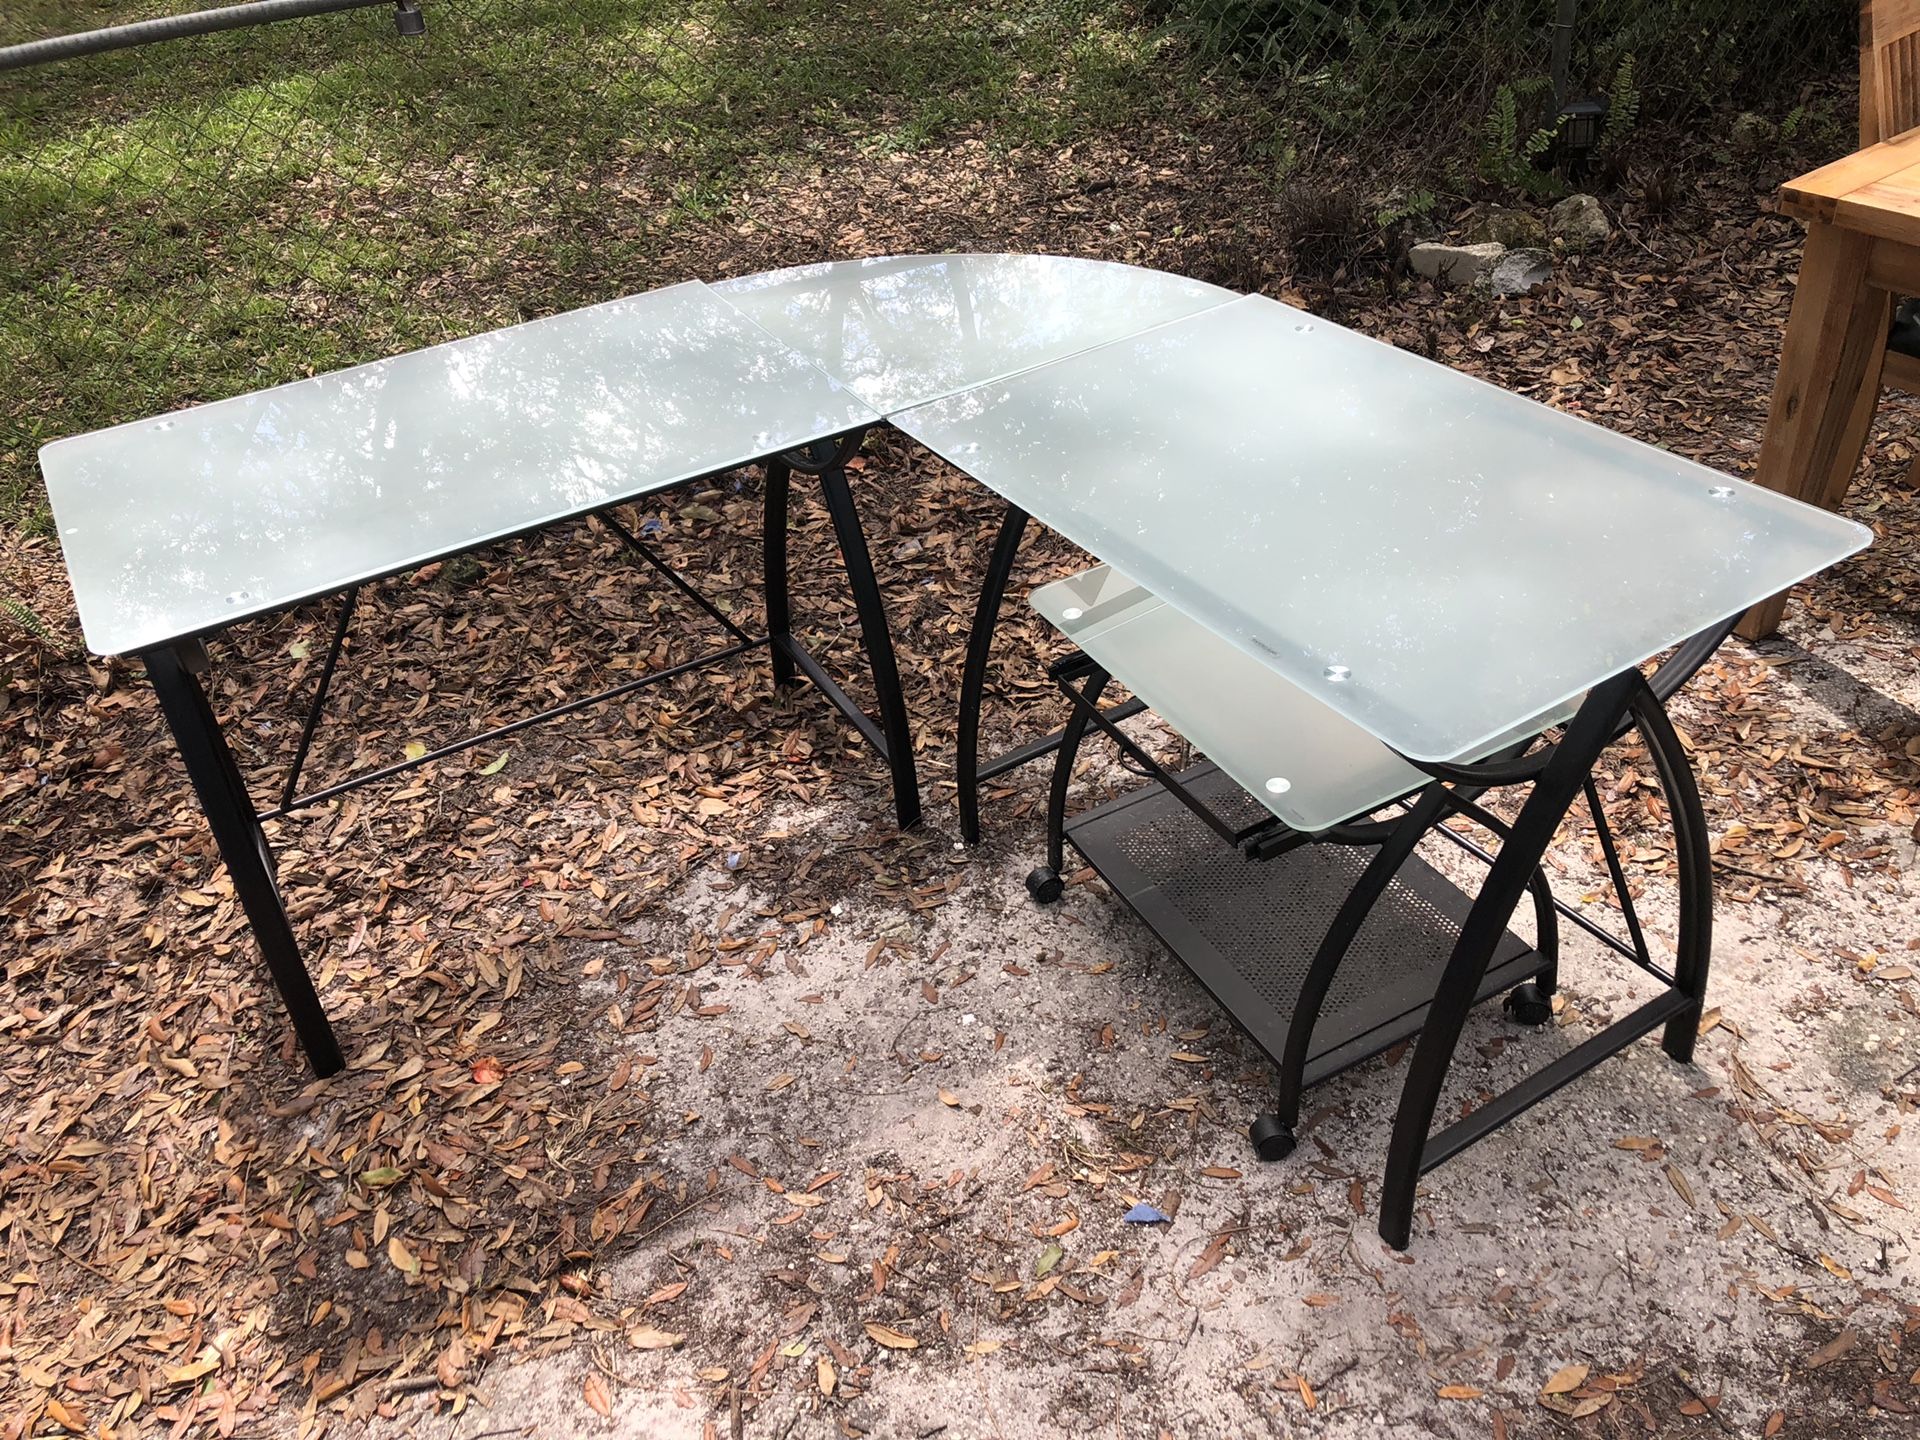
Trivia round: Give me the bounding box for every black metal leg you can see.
[1270,787,1453,1139]
[1023,662,1104,907]
[1636,688,1714,1064]
[1526,865,1561,993]
[1494,863,1563,1025]
[1046,665,1108,872]
[818,464,921,830]
[1377,670,1640,1249]
[279,585,358,811]
[144,643,345,1078]
[957,503,1029,846]
[763,458,796,690]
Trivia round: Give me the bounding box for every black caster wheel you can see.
[1249,1113,1296,1161]
[1504,980,1553,1026]
[1025,866,1064,904]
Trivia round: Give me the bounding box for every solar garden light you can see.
[1557,96,1610,175]
[1558,97,1608,156]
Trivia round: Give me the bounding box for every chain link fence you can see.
[0,0,1857,540]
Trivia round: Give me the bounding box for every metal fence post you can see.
[1550,0,1579,110]
[0,0,423,73]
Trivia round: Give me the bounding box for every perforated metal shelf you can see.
[1065,764,1545,1086]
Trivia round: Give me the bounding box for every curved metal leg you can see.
[1268,787,1453,1137]
[1045,665,1109,873]
[762,458,795,690]
[1429,783,1562,999]
[818,463,921,830]
[957,503,1029,846]
[1498,863,1563,1024]
[1025,664,1107,906]
[1425,788,1562,1010]
[1526,864,1561,991]
[1633,685,1713,1063]
[1377,669,1640,1249]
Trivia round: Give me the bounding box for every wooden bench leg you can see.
[1823,305,1891,511]
[1737,221,1886,641]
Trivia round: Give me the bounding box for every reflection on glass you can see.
[900,295,1871,762]
[713,253,1236,414]
[43,282,879,656]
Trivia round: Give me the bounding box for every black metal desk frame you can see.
[143,431,919,1078]
[1023,607,1733,1250]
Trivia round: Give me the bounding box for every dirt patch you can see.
[354,761,1920,1439]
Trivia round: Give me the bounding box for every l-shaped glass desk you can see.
[45,254,1867,1247]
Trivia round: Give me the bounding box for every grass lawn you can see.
[0,0,1198,537]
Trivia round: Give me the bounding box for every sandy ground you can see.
[350,606,1920,1440]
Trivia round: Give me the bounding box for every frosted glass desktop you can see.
[42,281,877,657]
[901,294,1870,764]
[711,253,1235,415]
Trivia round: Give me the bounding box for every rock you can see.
[1490,248,1553,297]
[1469,204,1548,249]
[1549,193,1610,250]
[1730,111,1776,156]
[1409,240,1506,288]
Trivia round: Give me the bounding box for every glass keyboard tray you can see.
[1031,565,1573,833]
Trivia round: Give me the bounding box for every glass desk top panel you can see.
[709,254,1236,415]
[899,294,1871,763]
[43,281,879,657]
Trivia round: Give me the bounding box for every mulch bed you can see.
[3,102,1919,1437]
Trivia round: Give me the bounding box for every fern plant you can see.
[1599,53,1640,156]
[1480,82,1563,198]
[1,594,58,650]
[1375,189,1436,229]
